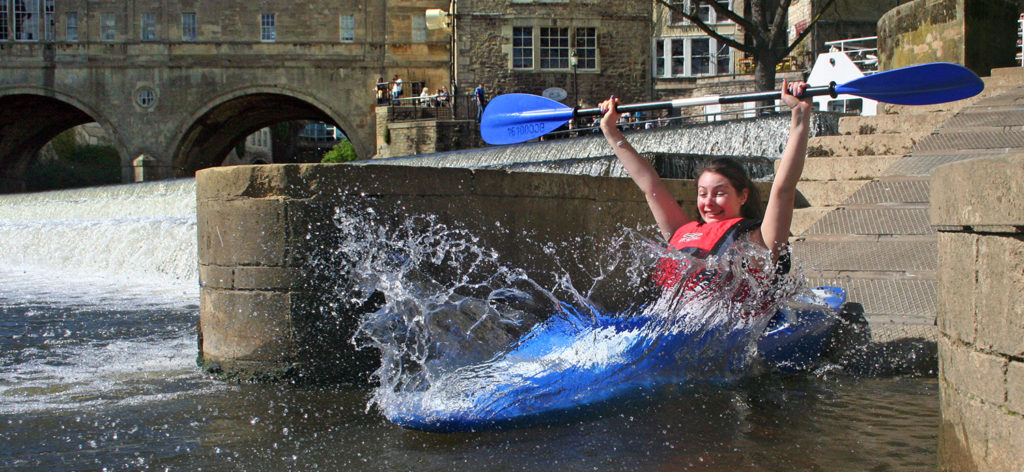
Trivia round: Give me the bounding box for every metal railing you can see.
[384,92,478,122]
[823,36,878,72]
[540,102,812,142]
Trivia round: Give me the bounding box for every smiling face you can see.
[696,171,748,223]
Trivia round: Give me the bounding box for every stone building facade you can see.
[0,0,452,187]
[453,0,653,109]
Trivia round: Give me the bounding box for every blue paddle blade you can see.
[481,93,574,145]
[836,62,983,105]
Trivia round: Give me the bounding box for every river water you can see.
[0,179,937,471]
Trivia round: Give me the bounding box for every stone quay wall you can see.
[877,0,1019,76]
[931,153,1024,472]
[196,163,770,383]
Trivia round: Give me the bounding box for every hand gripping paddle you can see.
[480,62,984,145]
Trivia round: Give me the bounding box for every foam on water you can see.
[0,179,198,305]
[0,180,207,414]
[328,207,804,428]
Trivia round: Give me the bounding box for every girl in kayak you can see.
[599,80,812,274]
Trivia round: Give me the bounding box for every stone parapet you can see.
[196,163,711,383]
[931,153,1024,472]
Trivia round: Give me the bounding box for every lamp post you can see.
[569,47,577,129]
[570,48,578,128]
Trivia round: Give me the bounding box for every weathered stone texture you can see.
[877,0,1019,75]
[934,151,1024,472]
[937,232,977,345]
[196,163,703,382]
[1,0,452,184]
[931,153,1024,230]
[975,234,1024,356]
[456,1,651,107]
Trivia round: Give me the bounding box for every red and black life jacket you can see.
[653,217,761,289]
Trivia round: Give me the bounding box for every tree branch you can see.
[655,0,752,53]
[782,0,840,56]
[700,0,756,32]
[769,0,794,48]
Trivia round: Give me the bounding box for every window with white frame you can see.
[44,0,53,41]
[101,13,116,41]
[14,0,39,41]
[260,13,275,42]
[669,0,731,25]
[1,1,9,41]
[654,36,732,77]
[412,14,425,43]
[574,27,596,70]
[141,13,156,41]
[514,27,598,71]
[339,14,354,42]
[181,12,196,41]
[66,12,78,41]
[512,26,533,69]
[539,27,569,69]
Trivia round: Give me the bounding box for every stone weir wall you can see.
[931,153,1024,472]
[196,163,771,383]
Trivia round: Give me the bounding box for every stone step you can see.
[910,129,1024,154]
[807,134,918,158]
[842,178,930,204]
[838,112,950,136]
[794,181,866,207]
[791,207,832,236]
[793,236,937,273]
[938,106,1024,132]
[983,69,1024,90]
[803,206,934,236]
[883,150,1006,177]
[880,97,977,116]
[781,155,902,181]
[807,276,937,324]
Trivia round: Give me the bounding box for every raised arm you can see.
[599,97,691,241]
[758,80,812,260]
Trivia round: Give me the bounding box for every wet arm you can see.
[599,98,690,241]
[760,81,811,260]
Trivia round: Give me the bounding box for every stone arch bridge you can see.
[0,41,434,191]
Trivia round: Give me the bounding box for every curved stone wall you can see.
[932,152,1024,472]
[877,0,1018,75]
[196,163,766,383]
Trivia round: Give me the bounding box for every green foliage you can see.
[25,143,121,191]
[50,130,78,158]
[321,139,358,163]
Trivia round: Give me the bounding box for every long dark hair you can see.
[697,158,763,220]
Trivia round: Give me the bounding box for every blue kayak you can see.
[386,286,845,433]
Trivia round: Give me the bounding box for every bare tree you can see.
[657,0,838,92]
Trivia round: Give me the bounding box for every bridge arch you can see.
[0,87,127,190]
[171,86,365,177]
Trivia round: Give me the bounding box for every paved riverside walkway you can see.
[790,67,1024,343]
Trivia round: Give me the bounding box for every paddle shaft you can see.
[572,83,837,118]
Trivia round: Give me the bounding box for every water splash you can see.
[328,205,803,430]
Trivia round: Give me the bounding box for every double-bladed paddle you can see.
[480,62,984,145]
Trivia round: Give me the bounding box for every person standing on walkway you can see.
[392,75,403,103]
[474,84,487,123]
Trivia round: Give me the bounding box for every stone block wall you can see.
[931,153,1024,472]
[455,1,652,107]
[877,0,1019,76]
[196,163,713,382]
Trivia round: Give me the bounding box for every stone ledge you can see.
[931,152,1024,229]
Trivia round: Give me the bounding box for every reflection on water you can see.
[1,358,938,471]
